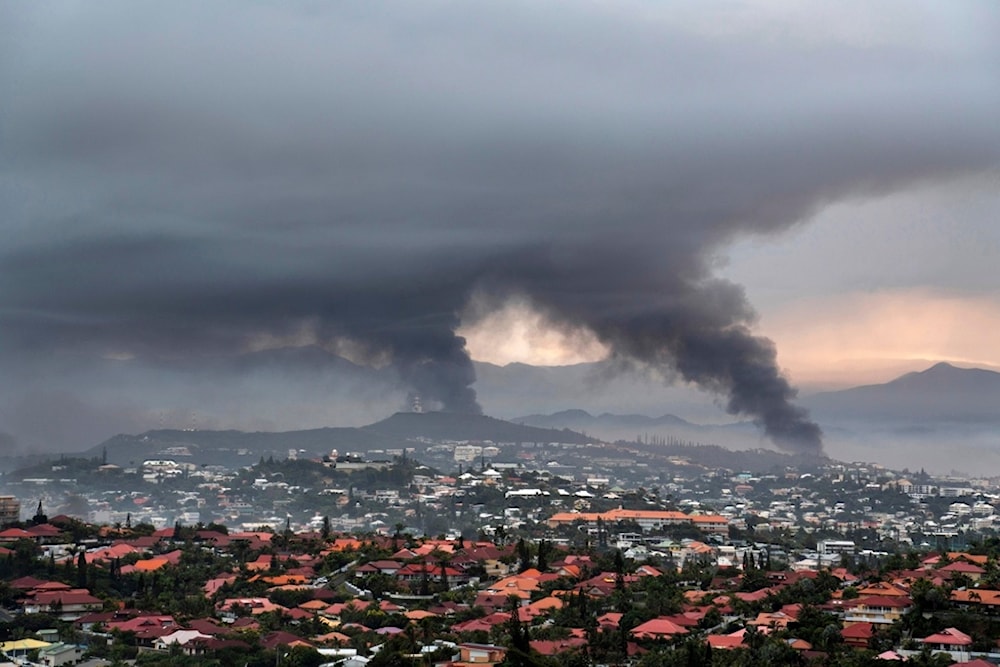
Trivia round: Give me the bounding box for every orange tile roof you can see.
[952,589,1000,606]
[947,552,989,565]
[134,558,169,572]
[299,600,329,611]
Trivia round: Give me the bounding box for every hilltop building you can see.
[0,495,20,524]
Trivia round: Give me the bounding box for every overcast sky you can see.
[1,1,998,451]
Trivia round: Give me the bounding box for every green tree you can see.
[76,550,88,589]
[517,538,531,573]
[283,645,323,667]
[503,596,533,667]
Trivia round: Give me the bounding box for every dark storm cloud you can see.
[1,1,998,452]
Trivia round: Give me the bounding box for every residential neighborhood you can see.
[4,439,1000,666]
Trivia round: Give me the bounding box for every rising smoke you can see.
[1,2,998,453]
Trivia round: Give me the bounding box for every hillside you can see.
[83,411,596,467]
[87,426,405,467]
[802,362,1000,424]
[362,411,594,445]
[65,362,1000,476]
[512,409,762,448]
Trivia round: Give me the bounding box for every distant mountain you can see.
[802,362,1000,425]
[513,409,760,447]
[64,361,1000,476]
[509,363,1000,474]
[793,362,1000,474]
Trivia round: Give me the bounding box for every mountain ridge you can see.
[801,361,1000,424]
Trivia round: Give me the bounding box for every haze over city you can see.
[1,2,999,470]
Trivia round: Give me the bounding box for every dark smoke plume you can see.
[1,2,998,452]
[479,247,826,454]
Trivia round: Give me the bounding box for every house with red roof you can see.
[596,612,623,631]
[922,627,974,662]
[733,588,773,604]
[452,612,511,634]
[530,637,587,657]
[24,524,64,543]
[952,588,1000,610]
[707,629,748,650]
[216,597,287,622]
[0,527,34,542]
[285,607,316,622]
[244,554,276,572]
[473,592,516,613]
[22,589,103,620]
[260,631,313,650]
[325,537,363,553]
[939,560,986,582]
[841,595,911,625]
[925,552,989,568]
[87,543,143,564]
[629,617,689,640]
[856,581,910,598]
[298,599,330,614]
[354,560,402,577]
[108,615,179,647]
[518,596,563,621]
[394,561,468,586]
[34,582,73,595]
[8,576,53,591]
[123,557,171,574]
[483,571,546,600]
[670,611,707,629]
[841,622,876,649]
[321,599,372,619]
[105,614,176,635]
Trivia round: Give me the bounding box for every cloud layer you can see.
[1,1,998,453]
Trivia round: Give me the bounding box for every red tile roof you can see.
[630,617,689,639]
[923,628,973,646]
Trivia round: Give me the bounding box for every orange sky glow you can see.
[462,288,1000,390]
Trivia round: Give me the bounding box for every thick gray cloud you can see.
[1,1,998,453]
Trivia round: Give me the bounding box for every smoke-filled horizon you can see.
[1,2,998,455]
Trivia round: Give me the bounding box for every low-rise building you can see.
[38,642,84,667]
[0,495,20,524]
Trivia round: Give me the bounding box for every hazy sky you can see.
[722,175,1000,387]
[468,172,1000,388]
[1,1,998,451]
